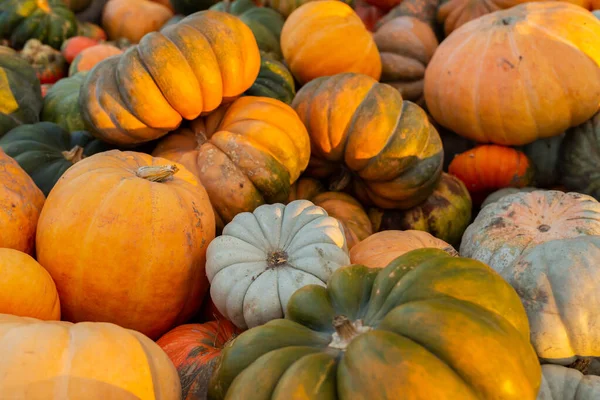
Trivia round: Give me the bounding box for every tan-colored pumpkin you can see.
[102,0,174,43]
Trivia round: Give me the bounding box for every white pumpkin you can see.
[461,191,600,273]
[538,364,600,400]
[480,187,539,209]
[206,200,350,329]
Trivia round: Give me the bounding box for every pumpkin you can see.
[0,248,59,320]
[153,96,310,230]
[206,200,350,330]
[460,190,600,273]
[210,0,284,60]
[369,173,471,246]
[281,1,381,85]
[68,43,122,75]
[102,0,174,43]
[157,321,239,400]
[208,248,541,400]
[75,21,107,40]
[480,187,538,209]
[151,0,175,12]
[436,0,522,36]
[80,10,261,146]
[364,0,401,11]
[522,134,565,189]
[257,0,353,18]
[376,0,438,30]
[448,145,534,204]
[425,2,600,146]
[170,0,219,14]
[292,73,443,209]
[354,0,386,31]
[0,46,43,137]
[560,110,600,201]
[41,72,87,132]
[0,122,113,196]
[374,15,438,106]
[0,0,78,49]
[62,0,92,12]
[36,150,216,339]
[538,364,600,400]
[288,178,373,249]
[245,52,295,104]
[0,313,181,399]
[0,149,45,255]
[20,39,66,84]
[60,36,100,63]
[349,230,456,268]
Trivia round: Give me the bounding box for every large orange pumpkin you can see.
[102,0,174,43]
[36,151,216,340]
[425,2,600,146]
[281,1,381,85]
[80,11,261,146]
[0,149,45,254]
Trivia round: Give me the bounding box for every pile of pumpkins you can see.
[1,0,600,398]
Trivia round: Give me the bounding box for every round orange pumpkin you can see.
[281,1,381,85]
[68,43,123,75]
[102,0,174,43]
[0,248,60,321]
[425,2,600,146]
[36,150,216,340]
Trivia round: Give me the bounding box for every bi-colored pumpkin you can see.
[20,39,66,84]
[244,52,295,104]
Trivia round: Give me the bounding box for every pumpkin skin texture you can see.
[80,11,261,146]
[436,0,522,36]
[293,73,444,210]
[0,313,181,399]
[538,364,600,400]
[41,72,87,132]
[425,2,600,146]
[0,122,113,196]
[560,111,600,201]
[157,321,239,400]
[68,43,122,75]
[102,0,174,44]
[60,35,100,63]
[374,15,438,106]
[257,0,353,18]
[480,187,538,209]
[376,0,438,30]
[460,191,600,273]
[20,39,67,84]
[281,1,381,85]
[349,230,456,268]
[35,150,216,340]
[0,149,45,255]
[244,52,295,105]
[0,248,60,320]
[206,200,350,330]
[208,248,541,400]
[153,96,310,230]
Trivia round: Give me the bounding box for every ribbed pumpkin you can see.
[244,52,295,104]
[0,313,181,399]
[461,190,600,273]
[376,0,439,29]
[0,0,78,49]
[0,122,113,196]
[80,11,261,146]
[257,0,352,17]
[102,0,174,43]
[436,0,522,36]
[209,248,541,400]
[281,1,381,85]
[481,187,538,209]
[425,2,600,146]
[41,72,87,132]
[68,43,122,75]
[0,47,43,136]
[157,321,239,400]
[0,149,45,255]
[538,364,600,400]
[153,96,310,230]
[36,150,216,340]
[20,39,67,84]
[293,73,443,209]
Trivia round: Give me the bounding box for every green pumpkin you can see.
[0,122,113,195]
[210,0,284,60]
[41,72,87,132]
[560,110,600,200]
[0,0,78,49]
[245,52,295,104]
[369,173,471,246]
[76,21,105,40]
[209,248,541,400]
[170,0,219,15]
[521,134,564,188]
[0,46,42,137]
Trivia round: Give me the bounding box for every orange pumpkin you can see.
[437,0,523,36]
[157,321,239,400]
[36,151,216,340]
[376,0,438,29]
[281,1,381,85]
[0,149,45,255]
[0,248,60,321]
[68,43,123,75]
[60,36,100,63]
[102,0,174,43]
[425,2,600,146]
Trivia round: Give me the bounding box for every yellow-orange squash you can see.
[0,313,181,399]
[281,1,381,85]
[36,151,216,340]
[0,248,60,321]
[0,149,45,254]
[68,43,123,75]
[80,11,261,146]
[102,0,174,43]
[153,96,310,230]
[292,72,443,209]
[425,2,600,146]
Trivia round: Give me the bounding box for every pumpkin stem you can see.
[567,358,592,374]
[329,316,372,350]
[62,146,84,164]
[267,250,288,268]
[136,165,179,182]
[36,0,51,13]
[329,167,352,192]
